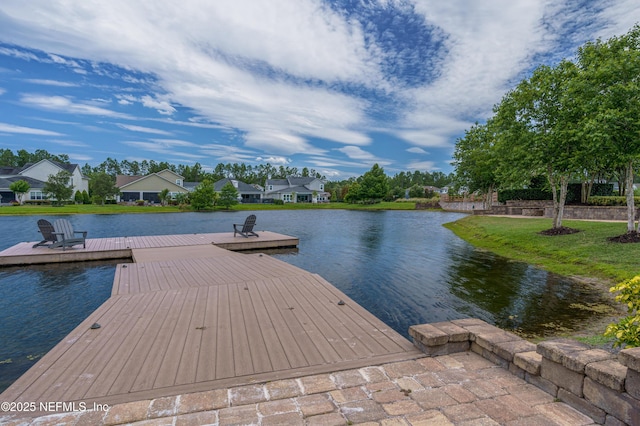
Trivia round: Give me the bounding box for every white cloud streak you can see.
[20,94,132,118]
[0,122,63,136]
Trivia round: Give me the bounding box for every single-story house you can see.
[264,176,329,203]
[0,160,89,204]
[116,169,190,203]
[214,178,264,203]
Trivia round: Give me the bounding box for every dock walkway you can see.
[0,233,423,412]
[0,231,299,266]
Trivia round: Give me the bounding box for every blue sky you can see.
[0,1,638,180]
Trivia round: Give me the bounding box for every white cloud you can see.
[0,122,63,136]
[23,78,79,87]
[597,0,640,39]
[148,138,198,148]
[406,147,428,154]
[69,154,93,161]
[256,156,290,165]
[0,88,5,96]
[141,95,176,115]
[20,94,132,118]
[405,160,437,171]
[116,123,172,135]
[0,46,40,61]
[50,139,88,147]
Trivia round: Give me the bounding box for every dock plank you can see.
[215,285,234,379]
[195,285,220,382]
[152,287,199,388]
[238,280,273,374]
[174,286,209,386]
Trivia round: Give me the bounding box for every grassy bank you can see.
[0,201,417,216]
[444,215,640,283]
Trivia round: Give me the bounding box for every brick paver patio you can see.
[3,351,595,426]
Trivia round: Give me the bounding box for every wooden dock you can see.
[0,235,423,410]
[0,231,299,266]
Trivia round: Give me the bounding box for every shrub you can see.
[273,199,284,205]
[604,276,640,348]
[498,189,552,203]
[24,200,52,205]
[588,196,640,206]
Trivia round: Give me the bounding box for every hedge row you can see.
[588,196,640,206]
[498,183,614,204]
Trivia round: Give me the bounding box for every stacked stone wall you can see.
[410,319,640,425]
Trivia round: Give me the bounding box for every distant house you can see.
[0,159,89,204]
[264,176,329,203]
[116,169,190,203]
[214,178,264,203]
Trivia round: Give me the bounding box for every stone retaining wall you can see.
[409,319,640,425]
[439,199,635,220]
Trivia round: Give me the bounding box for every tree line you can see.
[452,24,640,233]
[1,149,453,204]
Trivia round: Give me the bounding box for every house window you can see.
[320,184,324,191]
[268,185,273,191]
[282,194,291,202]
[30,191,47,200]
[176,179,183,186]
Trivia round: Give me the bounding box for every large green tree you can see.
[190,179,217,210]
[355,163,389,203]
[577,24,640,233]
[90,172,120,205]
[218,182,239,209]
[452,121,499,208]
[494,60,583,229]
[43,171,74,206]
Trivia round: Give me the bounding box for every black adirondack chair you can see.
[233,214,259,238]
[51,218,87,250]
[33,219,57,248]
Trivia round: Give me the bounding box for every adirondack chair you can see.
[33,219,58,247]
[233,214,259,238]
[51,218,87,250]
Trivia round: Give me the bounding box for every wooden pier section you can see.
[0,231,299,267]
[0,233,423,410]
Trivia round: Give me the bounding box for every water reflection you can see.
[0,261,119,391]
[445,245,609,337]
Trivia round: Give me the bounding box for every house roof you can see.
[182,182,199,191]
[116,175,143,187]
[287,176,318,186]
[214,178,262,193]
[0,166,21,175]
[266,176,323,187]
[266,184,315,194]
[20,159,83,176]
[117,173,186,192]
[0,176,46,190]
[156,169,184,180]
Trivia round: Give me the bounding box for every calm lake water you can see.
[0,210,612,392]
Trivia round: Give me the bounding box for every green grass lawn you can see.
[0,201,417,216]
[444,215,639,283]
